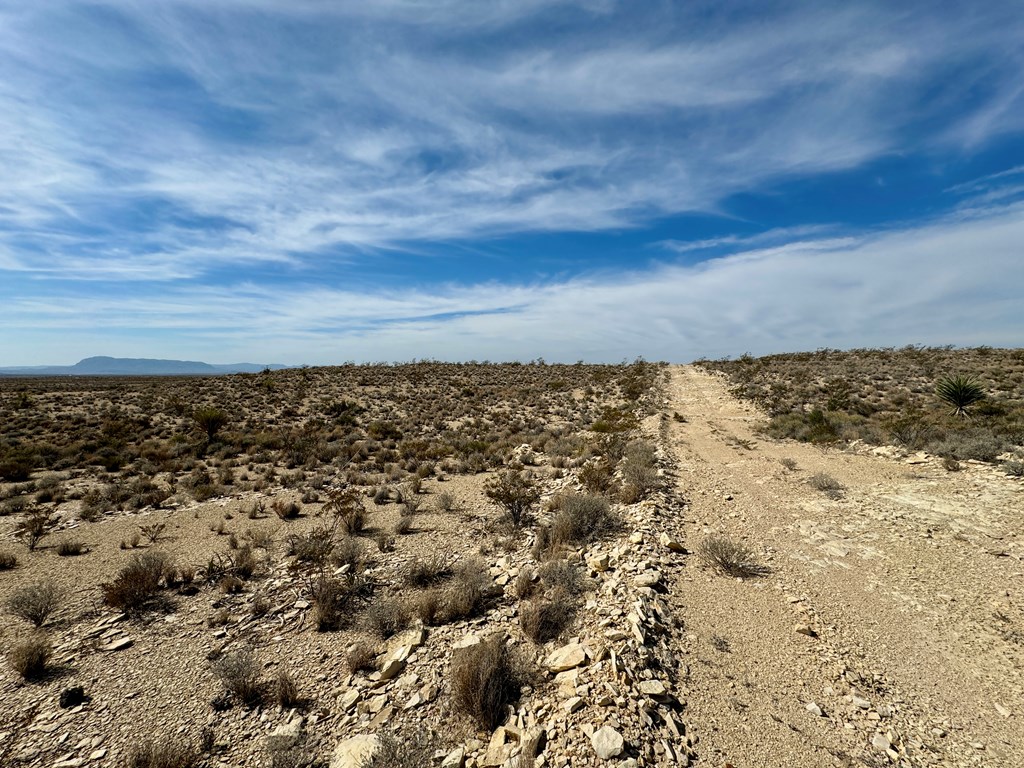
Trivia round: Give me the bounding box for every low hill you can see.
[0,356,288,376]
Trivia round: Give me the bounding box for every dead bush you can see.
[15,508,56,551]
[403,554,451,588]
[362,730,437,768]
[275,669,301,708]
[520,597,574,644]
[286,524,335,566]
[7,580,61,626]
[310,574,367,631]
[346,641,376,674]
[325,487,367,535]
[102,551,174,612]
[127,738,200,768]
[442,560,491,622]
[365,599,409,639]
[538,559,583,596]
[697,535,769,578]
[513,569,538,600]
[9,633,51,680]
[450,635,525,730]
[413,590,442,625]
[212,646,261,706]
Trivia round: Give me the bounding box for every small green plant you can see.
[935,375,986,417]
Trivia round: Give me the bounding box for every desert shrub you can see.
[275,669,301,708]
[325,487,367,534]
[310,574,367,631]
[450,635,525,730]
[364,599,409,639]
[434,491,456,513]
[697,535,769,577]
[935,375,986,417]
[15,508,55,551]
[102,551,173,612]
[550,493,617,546]
[484,468,541,528]
[393,516,413,535]
[56,539,86,557]
[926,431,1008,462]
[212,646,261,705]
[0,551,17,570]
[331,536,364,570]
[780,457,798,471]
[808,472,845,499]
[243,527,274,550]
[1003,460,1024,477]
[346,641,376,674]
[194,407,230,442]
[219,575,244,594]
[578,459,615,494]
[127,738,200,768]
[520,597,574,644]
[9,633,51,680]
[7,581,61,626]
[887,412,934,449]
[362,730,437,768]
[286,525,335,566]
[513,570,538,600]
[413,590,442,625]
[272,500,302,520]
[442,560,491,622]
[619,442,659,503]
[942,457,961,472]
[538,559,583,596]
[139,522,166,544]
[403,554,451,588]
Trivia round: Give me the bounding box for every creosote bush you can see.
[7,580,61,626]
[697,535,769,578]
[484,468,541,528]
[9,633,51,680]
[451,635,526,730]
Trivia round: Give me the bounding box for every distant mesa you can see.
[0,356,289,376]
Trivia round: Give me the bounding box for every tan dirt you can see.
[662,365,1024,768]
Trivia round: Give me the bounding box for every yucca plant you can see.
[935,375,985,417]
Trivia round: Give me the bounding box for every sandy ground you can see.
[662,365,1023,767]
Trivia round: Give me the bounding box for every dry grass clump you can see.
[286,524,336,566]
[697,535,769,578]
[8,633,51,680]
[310,574,369,631]
[56,539,87,556]
[274,669,302,709]
[520,597,575,644]
[363,730,437,768]
[364,599,410,639]
[808,472,845,499]
[346,641,377,674]
[6,580,61,626]
[102,550,174,612]
[127,738,200,768]
[549,493,617,547]
[212,646,262,706]
[403,553,451,588]
[619,440,659,503]
[441,560,491,622]
[451,635,526,730]
[0,551,17,570]
[538,559,583,596]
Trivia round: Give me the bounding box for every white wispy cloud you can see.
[1,1,1022,281]
[5,201,1021,363]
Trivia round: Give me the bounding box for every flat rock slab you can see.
[330,735,377,768]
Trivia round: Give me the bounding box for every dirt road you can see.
[660,365,1023,767]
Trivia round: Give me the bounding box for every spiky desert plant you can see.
[935,375,985,417]
[193,406,229,442]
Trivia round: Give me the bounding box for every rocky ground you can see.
[1,364,1021,768]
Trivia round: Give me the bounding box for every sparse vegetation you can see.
[484,468,541,528]
[6,581,61,626]
[8,633,51,680]
[102,551,174,612]
[212,646,262,706]
[127,737,200,768]
[451,635,526,730]
[808,472,845,499]
[697,535,769,578]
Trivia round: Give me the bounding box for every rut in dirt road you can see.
[660,365,1023,768]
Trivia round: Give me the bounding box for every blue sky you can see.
[2,0,1023,365]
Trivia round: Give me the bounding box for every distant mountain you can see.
[0,356,289,376]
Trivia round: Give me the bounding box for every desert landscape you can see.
[1,350,1021,768]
